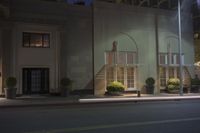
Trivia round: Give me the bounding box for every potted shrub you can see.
[4,77,17,99]
[145,77,155,94]
[167,78,180,93]
[106,81,125,96]
[60,77,73,97]
[190,75,200,93]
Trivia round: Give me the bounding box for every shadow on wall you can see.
[70,78,94,95]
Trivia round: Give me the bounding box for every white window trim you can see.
[105,51,137,90]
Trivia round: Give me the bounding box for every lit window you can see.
[23,32,50,48]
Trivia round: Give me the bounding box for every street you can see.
[1,100,200,133]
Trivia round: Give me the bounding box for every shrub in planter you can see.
[60,77,73,97]
[4,77,17,99]
[145,77,155,94]
[106,81,125,95]
[167,78,180,93]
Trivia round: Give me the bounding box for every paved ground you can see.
[1,99,200,133]
[0,93,200,108]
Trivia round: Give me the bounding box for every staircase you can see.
[183,66,191,86]
[95,65,106,80]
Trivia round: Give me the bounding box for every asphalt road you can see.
[1,100,200,133]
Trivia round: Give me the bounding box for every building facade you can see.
[0,0,195,96]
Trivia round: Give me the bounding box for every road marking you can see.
[25,117,200,133]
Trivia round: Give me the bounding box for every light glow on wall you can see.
[197,0,200,7]
[194,61,200,67]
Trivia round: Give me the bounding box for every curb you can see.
[79,96,200,103]
[1,96,200,108]
[0,101,80,109]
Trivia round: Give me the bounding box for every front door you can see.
[23,68,49,94]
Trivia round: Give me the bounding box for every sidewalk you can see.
[0,95,79,108]
[0,93,200,108]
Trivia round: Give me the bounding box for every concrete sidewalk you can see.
[0,94,200,108]
[0,95,80,108]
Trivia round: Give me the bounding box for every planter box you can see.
[4,88,17,99]
[60,88,70,97]
[106,91,123,96]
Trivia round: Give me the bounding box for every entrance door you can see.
[23,68,49,94]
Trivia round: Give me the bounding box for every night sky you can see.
[66,0,93,6]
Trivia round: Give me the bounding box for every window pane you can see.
[159,54,167,65]
[169,67,175,78]
[23,32,50,48]
[117,67,124,84]
[127,67,134,88]
[127,52,135,64]
[171,54,174,64]
[177,67,180,79]
[23,33,30,47]
[43,34,50,47]
[160,67,166,87]
[182,55,184,64]
[106,52,115,64]
[117,52,126,64]
[106,66,114,85]
[30,34,43,47]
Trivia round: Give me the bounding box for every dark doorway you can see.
[23,68,49,94]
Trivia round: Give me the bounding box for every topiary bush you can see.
[167,78,180,93]
[106,81,125,95]
[5,77,17,88]
[60,77,72,88]
[4,77,17,99]
[145,77,155,87]
[145,77,155,94]
[191,75,200,93]
[60,77,73,97]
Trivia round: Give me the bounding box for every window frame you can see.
[105,51,136,65]
[159,53,184,66]
[22,32,50,48]
[105,51,137,91]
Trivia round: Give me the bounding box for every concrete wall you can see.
[0,28,2,94]
[93,1,194,95]
[10,0,93,93]
[13,23,60,94]
[60,7,93,91]
[0,0,194,95]
[0,19,12,94]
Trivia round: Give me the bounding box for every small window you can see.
[23,32,50,48]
